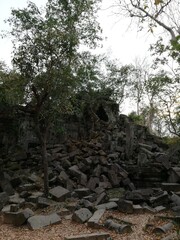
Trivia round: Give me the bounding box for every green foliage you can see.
[162,136,180,146]
[5,0,102,123]
[150,36,180,67]
[128,111,144,125]
[4,0,102,196]
[0,61,25,108]
[104,60,132,105]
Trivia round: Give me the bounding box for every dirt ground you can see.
[0,210,178,240]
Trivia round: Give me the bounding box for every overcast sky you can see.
[0,0,156,67]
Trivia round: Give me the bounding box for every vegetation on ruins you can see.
[0,0,179,195]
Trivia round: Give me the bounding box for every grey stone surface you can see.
[170,193,180,206]
[118,199,134,214]
[95,192,108,206]
[64,232,110,240]
[72,208,92,223]
[149,191,169,207]
[0,192,9,210]
[37,197,57,208]
[27,213,61,230]
[153,222,173,234]
[154,206,166,212]
[3,208,34,226]
[133,205,143,214]
[87,177,99,191]
[105,219,132,233]
[49,186,70,202]
[162,183,180,192]
[87,209,105,228]
[9,194,25,207]
[68,165,87,186]
[0,178,15,196]
[95,202,118,210]
[74,188,91,198]
[168,167,180,183]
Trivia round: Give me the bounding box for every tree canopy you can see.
[4,0,103,196]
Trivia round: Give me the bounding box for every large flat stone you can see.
[68,165,87,186]
[64,232,110,240]
[94,192,108,206]
[3,208,34,226]
[87,209,105,228]
[37,197,57,208]
[0,192,9,210]
[0,178,15,196]
[27,213,61,230]
[150,191,169,207]
[95,202,118,210]
[161,183,180,192]
[74,188,91,198]
[72,208,92,223]
[118,199,134,214]
[49,186,70,202]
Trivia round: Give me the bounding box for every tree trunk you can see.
[34,116,49,197]
[41,137,49,197]
[125,118,134,160]
[147,103,155,133]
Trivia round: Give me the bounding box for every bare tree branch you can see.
[129,0,176,39]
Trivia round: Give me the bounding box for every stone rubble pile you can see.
[0,111,180,237]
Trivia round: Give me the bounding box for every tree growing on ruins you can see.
[6,0,102,196]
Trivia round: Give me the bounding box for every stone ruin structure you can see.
[0,98,180,235]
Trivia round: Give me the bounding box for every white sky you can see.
[0,0,156,67]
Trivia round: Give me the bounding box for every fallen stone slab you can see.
[37,197,57,208]
[125,190,145,203]
[72,208,92,223]
[74,188,91,198]
[27,213,61,230]
[154,206,166,213]
[87,177,99,191]
[149,191,169,207]
[133,205,143,214]
[18,183,38,192]
[172,206,180,215]
[0,177,15,196]
[10,204,19,212]
[143,205,156,213]
[64,232,110,240]
[99,181,112,189]
[94,192,108,206]
[87,209,105,228]
[68,165,87,186]
[3,208,34,226]
[170,193,180,206]
[161,233,176,240]
[153,222,173,234]
[104,219,132,233]
[49,186,70,202]
[161,183,180,192]
[28,173,42,184]
[118,199,134,214]
[95,202,118,210]
[108,170,120,187]
[9,194,25,207]
[57,208,71,217]
[0,192,9,210]
[168,167,180,183]
[27,191,43,203]
[81,199,94,210]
